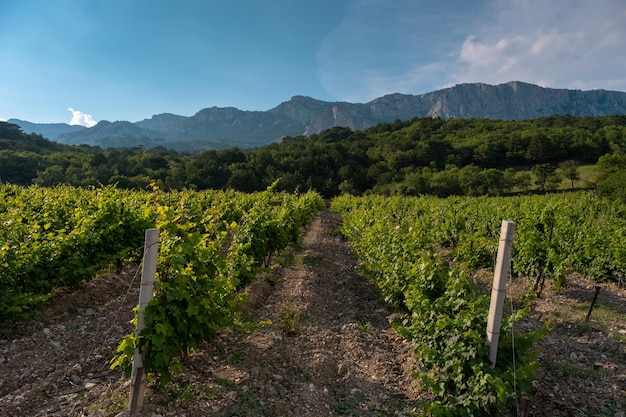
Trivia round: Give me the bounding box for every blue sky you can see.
[1,0,625,126]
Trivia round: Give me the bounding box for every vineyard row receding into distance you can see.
[1,183,626,415]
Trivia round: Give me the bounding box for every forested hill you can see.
[1,115,626,200]
[0,122,65,152]
[10,81,626,152]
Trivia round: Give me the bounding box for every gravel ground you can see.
[1,210,625,416]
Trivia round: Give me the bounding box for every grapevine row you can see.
[0,184,153,317]
[331,192,626,415]
[109,183,325,383]
[0,182,323,318]
[2,182,323,382]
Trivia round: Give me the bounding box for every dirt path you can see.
[2,209,624,416]
[0,210,423,416]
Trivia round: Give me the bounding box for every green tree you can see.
[595,153,626,202]
[502,168,517,193]
[558,160,580,190]
[515,171,533,192]
[532,164,557,191]
[227,166,260,192]
[458,164,484,196]
[545,171,562,191]
[479,168,504,195]
[403,168,432,195]
[429,165,461,197]
[525,131,552,162]
[34,165,66,186]
[0,151,43,185]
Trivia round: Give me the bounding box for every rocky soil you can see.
[1,210,625,416]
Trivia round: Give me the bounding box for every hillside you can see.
[10,81,626,151]
[3,115,626,198]
[0,122,65,152]
[7,119,86,140]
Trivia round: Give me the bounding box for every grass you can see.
[358,321,373,335]
[276,246,297,268]
[279,302,301,335]
[509,163,598,193]
[545,303,626,348]
[544,357,606,379]
[165,379,215,403]
[228,349,245,364]
[86,386,128,415]
[292,253,324,267]
[218,389,267,417]
[537,281,624,338]
[588,304,626,344]
[333,389,421,416]
[553,163,597,190]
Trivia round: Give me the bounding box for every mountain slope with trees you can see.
[6,119,86,140]
[9,81,626,151]
[2,114,626,201]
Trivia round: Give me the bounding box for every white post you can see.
[486,220,515,368]
[129,228,159,415]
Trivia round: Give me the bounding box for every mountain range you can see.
[9,81,626,152]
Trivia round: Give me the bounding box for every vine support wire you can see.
[508,266,521,416]
[129,228,159,415]
[486,220,515,368]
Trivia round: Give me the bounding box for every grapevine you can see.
[111,185,324,383]
[331,192,624,415]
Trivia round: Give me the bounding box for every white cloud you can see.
[316,0,626,102]
[451,0,626,91]
[68,107,97,127]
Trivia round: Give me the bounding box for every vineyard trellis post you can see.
[129,228,159,415]
[486,220,515,368]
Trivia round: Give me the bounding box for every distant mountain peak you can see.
[7,118,86,140]
[288,95,327,103]
[9,81,626,151]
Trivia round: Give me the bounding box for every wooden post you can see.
[129,228,159,415]
[486,220,515,368]
[585,286,601,322]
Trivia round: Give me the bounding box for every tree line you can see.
[1,114,626,200]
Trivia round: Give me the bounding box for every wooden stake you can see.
[129,228,159,415]
[585,286,601,322]
[487,220,515,368]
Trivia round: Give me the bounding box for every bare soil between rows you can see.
[1,210,625,416]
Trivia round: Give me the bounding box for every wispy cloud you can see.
[68,108,97,127]
[316,0,626,103]
[452,0,626,91]
[316,0,465,101]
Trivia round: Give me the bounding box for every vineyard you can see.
[0,183,324,383]
[0,183,322,313]
[331,192,626,415]
[1,184,625,416]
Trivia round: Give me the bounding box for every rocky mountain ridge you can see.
[10,81,626,151]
